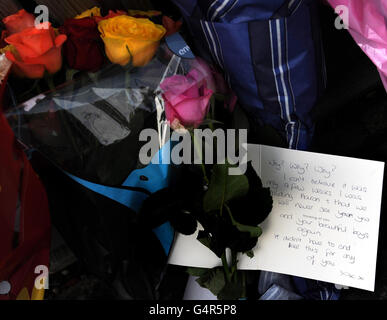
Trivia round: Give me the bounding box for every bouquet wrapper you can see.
[327,0,387,92]
[0,55,50,300]
[5,34,199,299]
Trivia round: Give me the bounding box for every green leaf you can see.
[217,281,244,300]
[197,231,212,250]
[225,204,263,238]
[203,163,249,213]
[195,268,226,297]
[234,223,262,238]
[187,267,209,277]
[245,250,255,259]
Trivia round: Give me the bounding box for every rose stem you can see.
[190,130,210,185]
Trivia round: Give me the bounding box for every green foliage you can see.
[203,163,249,213]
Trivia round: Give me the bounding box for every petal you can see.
[162,16,182,37]
[23,46,63,75]
[164,98,179,125]
[173,98,207,127]
[5,51,45,79]
[160,74,188,92]
[101,36,131,66]
[63,37,104,71]
[3,9,36,35]
[62,18,99,40]
[127,39,160,67]
[55,34,67,48]
[5,25,55,59]
[164,83,202,109]
[172,91,213,128]
[189,58,217,92]
[161,76,200,106]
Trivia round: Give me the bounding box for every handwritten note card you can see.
[168,144,385,291]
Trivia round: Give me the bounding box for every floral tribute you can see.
[141,58,273,299]
[0,5,272,301]
[0,7,182,80]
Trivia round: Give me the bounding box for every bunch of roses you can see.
[60,7,169,70]
[0,7,182,78]
[0,9,67,79]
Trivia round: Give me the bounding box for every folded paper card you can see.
[168,144,385,291]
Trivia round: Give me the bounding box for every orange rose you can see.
[2,9,36,35]
[98,16,166,67]
[5,23,67,79]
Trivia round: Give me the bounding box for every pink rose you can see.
[191,57,238,112]
[161,64,214,129]
[189,57,216,93]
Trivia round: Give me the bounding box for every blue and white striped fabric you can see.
[172,0,340,300]
[172,0,326,151]
[258,272,341,300]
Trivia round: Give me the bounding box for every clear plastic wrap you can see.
[3,33,200,299]
[5,35,195,186]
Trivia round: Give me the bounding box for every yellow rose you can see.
[74,6,101,19]
[98,15,166,67]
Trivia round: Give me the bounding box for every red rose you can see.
[3,9,35,36]
[1,9,36,48]
[5,23,67,79]
[59,18,104,72]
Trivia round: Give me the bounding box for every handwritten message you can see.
[168,144,385,291]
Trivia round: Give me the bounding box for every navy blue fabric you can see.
[292,276,341,300]
[259,284,303,300]
[258,271,341,300]
[172,0,326,150]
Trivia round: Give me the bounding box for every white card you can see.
[168,144,385,292]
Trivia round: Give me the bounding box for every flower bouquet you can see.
[1,4,273,300]
[0,5,188,300]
